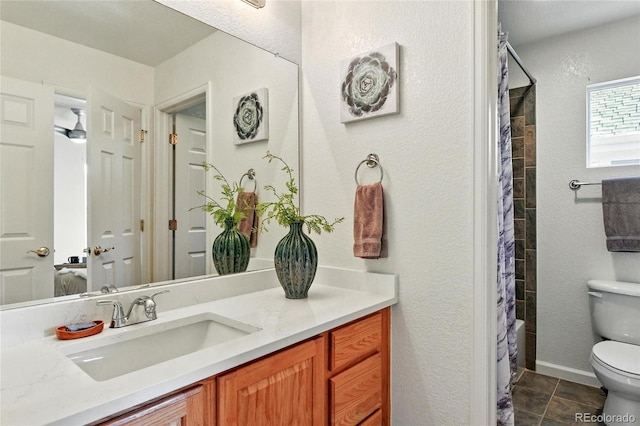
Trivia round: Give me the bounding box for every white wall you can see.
[154,30,299,265]
[0,22,154,105]
[156,0,302,65]
[511,16,640,383]
[301,2,475,424]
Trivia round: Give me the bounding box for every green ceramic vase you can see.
[274,220,318,299]
[212,218,250,275]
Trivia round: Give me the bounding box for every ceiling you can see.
[498,0,640,47]
[0,0,216,67]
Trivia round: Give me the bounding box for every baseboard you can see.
[536,360,602,388]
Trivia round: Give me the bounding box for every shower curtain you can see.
[496,30,518,426]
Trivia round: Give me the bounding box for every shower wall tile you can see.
[512,137,525,158]
[526,332,537,371]
[515,219,525,240]
[525,126,537,166]
[516,240,525,260]
[526,250,537,291]
[526,168,537,208]
[514,199,525,219]
[516,279,525,301]
[516,300,525,321]
[510,86,528,99]
[511,86,536,370]
[514,178,525,199]
[511,116,525,137]
[526,209,537,250]
[513,158,524,179]
[511,95,525,118]
[526,291,537,334]
[525,86,536,125]
[516,259,525,280]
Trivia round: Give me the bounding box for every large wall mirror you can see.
[0,0,299,308]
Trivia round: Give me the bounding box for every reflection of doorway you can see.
[53,94,87,266]
[170,100,207,280]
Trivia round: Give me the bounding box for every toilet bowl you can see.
[588,280,640,425]
[590,341,640,423]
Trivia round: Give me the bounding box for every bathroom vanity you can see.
[0,267,397,425]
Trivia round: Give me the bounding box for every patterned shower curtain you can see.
[496,30,518,426]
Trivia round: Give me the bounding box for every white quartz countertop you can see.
[0,267,397,425]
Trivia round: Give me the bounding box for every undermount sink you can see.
[60,312,260,381]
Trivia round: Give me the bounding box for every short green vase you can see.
[212,218,250,275]
[274,220,318,299]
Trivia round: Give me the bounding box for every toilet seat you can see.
[592,341,640,377]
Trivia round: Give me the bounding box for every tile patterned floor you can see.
[513,369,607,425]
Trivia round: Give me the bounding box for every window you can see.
[586,76,640,168]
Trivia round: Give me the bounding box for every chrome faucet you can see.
[97,290,169,328]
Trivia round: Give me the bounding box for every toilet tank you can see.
[588,280,640,345]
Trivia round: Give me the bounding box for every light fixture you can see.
[54,108,86,143]
[241,0,265,8]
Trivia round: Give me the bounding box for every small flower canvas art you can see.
[340,42,399,123]
[233,87,269,144]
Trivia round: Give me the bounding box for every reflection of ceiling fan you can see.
[54,108,86,143]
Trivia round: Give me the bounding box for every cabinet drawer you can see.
[360,410,382,426]
[330,353,381,426]
[330,312,382,371]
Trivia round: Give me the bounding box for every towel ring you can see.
[354,153,384,185]
[239,168,257,192]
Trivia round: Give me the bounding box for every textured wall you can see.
[156,0,302,64]
[511,15,640,381]
[301,2,475,423]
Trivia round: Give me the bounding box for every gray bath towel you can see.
[602,177,640,252]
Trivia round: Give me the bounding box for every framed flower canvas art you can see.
[340,42,399,123]
[233,88,269,144]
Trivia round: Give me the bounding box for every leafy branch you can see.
[257,152,344,235]
[191,162,245,226]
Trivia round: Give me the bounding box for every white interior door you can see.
[87,89,141,291]
[173,113,207,279]
[0,77,55,304]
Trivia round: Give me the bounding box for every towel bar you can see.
[355,154,384,185]
[569,179,602,190]
[240,168,257,192]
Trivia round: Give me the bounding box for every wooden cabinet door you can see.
[217,337,325,426]
[98,385,204,426]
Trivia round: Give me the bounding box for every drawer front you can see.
[330,353,382,426]
[330,312,382,371]
[359,410,382,426]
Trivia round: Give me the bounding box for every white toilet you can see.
[588,280,640,425]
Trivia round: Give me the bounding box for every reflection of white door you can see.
[87,89,141,291]
[0,77,55,304]
[173,113,206,279]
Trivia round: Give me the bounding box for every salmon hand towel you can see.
[353,182,386,258]
[236,192,259,248]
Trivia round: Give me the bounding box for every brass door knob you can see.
[26,247,50,257]
[93,246,115,256]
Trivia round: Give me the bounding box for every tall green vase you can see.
[274,220,318,299]
[212,218,250,275]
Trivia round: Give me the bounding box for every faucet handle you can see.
[96,300,125,328]
[137,290,169,321]
[150,290,170,302]
[96,299,123,312]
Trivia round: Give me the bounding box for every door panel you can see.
[0,77,54,304]
[87,89,141,291]
[173,113,206,279]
